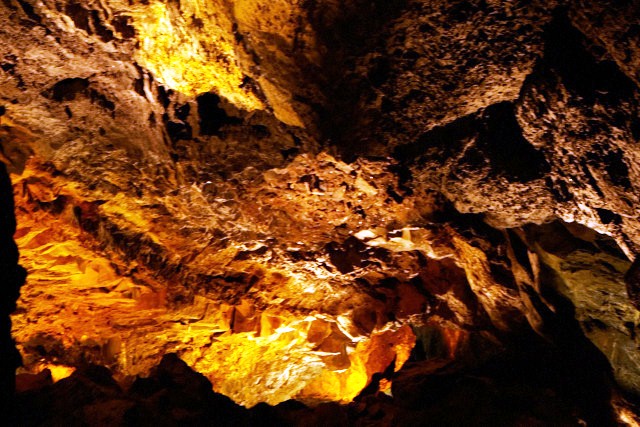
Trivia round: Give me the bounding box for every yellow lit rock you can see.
[11,161,423,407]
[297,324,415,404]
[39,364,76,383]
[114,0,264,110]
[257,77,305,128]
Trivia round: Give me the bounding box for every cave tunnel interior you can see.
[2,0,640,425]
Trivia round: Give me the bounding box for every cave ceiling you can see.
[2,0,640,424]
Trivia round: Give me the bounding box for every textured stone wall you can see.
[1,0,640,423]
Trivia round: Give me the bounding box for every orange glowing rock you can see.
[378,378,392,394]
[10,157,427,408]
[298,324,415,404]
[40,364,76,383]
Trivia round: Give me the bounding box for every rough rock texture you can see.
[15,354,249,426]
[333,0,557,156]
[10,351,632,426]
[1,0,640,424]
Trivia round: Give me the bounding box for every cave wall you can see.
[1,0,640,424]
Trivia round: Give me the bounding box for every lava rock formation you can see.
[2,0,640,425]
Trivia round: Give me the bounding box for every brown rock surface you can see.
[1,0,640,424]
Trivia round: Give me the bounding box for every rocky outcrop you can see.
[15,354,249,426]
[1,0,640,423]
[12,350,629,426]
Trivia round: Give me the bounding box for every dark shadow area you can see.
[0,162,26,418]
[543,10,636,106]
[393,101,549,183]
[12,338,622,426]
[197,92,242,136]
[302,0,408,157]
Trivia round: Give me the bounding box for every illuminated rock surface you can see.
[1,0,640,425]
